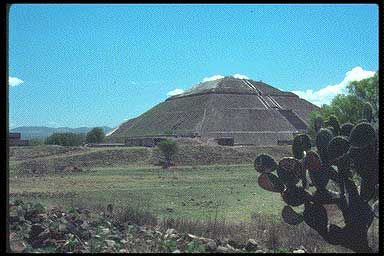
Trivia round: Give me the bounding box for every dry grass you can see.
[159,210,355,253]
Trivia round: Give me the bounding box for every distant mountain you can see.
[10,126,113,140]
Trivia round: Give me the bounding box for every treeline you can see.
[308,72,378,137]
[29,128,105,146]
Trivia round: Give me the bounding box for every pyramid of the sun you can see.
[107,76,319,145]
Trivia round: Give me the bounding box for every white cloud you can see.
[48,121,60,127]
[202,75,224,82]
[9,76,24,87]
[167,88,184,97]
[232,73,249,80]
[291,66,376,107]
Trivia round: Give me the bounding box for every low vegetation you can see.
[9,136,378,252]
[45,133,85,146]
[10,199,337,253]
[86,127,105,144]
[157,139,178,168]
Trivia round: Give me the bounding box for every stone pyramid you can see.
[107,76,319,145]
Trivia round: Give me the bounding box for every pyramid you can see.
[107,76,319,145]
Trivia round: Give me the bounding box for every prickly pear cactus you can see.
[254,116,379,253]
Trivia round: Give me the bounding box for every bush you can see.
[86,127,105,143]
[45,132,85,146]
[28,138,45,146]
[157,140,178,168]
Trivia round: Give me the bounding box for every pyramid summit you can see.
[107,76,319,145]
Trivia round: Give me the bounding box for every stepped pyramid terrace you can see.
[106,76,319,145]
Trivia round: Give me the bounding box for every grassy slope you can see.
[8,145,379,253]
[9,145,293,221]
[9,164,284,222]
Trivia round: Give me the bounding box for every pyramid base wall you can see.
[204,131,294,146]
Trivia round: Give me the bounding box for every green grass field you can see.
[9,144,291,222]
[8,145,379,253]
[9,163,286,222]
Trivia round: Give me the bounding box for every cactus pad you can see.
[277,157,304,186]
[349,122,376,149]
[292,134,311,159]
[304,150,321,172]
[282,186,310,206]
[254,154,277,173]
[324,224,344,245]
[281,205,304,225]
[372,200,379,218]
[327,136,350,162]
[303,202,328,233]
[314,116,324,133]
[325,115,340,136]
[308,165,330,191]
[316,128,333,152]
[360,175,378,202]
[340,122,354,137]
[257,173,285,193]
[312,189,340,204]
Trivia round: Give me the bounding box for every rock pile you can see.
[9,200,306,253]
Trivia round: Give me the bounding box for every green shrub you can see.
[28,138,45,146]
[45,133,85,146]
[86,127,105,143]
[157,140,178,168]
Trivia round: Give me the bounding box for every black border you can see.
[3,1,382,254]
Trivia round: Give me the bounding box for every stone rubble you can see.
[8,199,307,253]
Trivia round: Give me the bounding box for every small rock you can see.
[255,249,265,253]
[101,228,110,235]
[80,221,89,230]
[119,249,128,253]
[207,240,217,252]
[172,249,181,253]
[30,224,45,237]
[217,246,230,253]
[298,245,307,252]
[227,239,239,248]
[105,239,116,247]
[58,223,67,232]
[245,239,258,251]
[226,243,235,251]
[10,240,27,253]
[107,234,121,241]
[293,249,306,253]
[166,228,177,235]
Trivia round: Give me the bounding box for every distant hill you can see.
[10,126,113,140]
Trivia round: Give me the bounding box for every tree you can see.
[45,133,85,146]
[347,72,378,116]
[157,140,178,169]
[86,127,105,144]
[308,72,378,136]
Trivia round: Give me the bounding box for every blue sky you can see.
[9,4,378,129]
